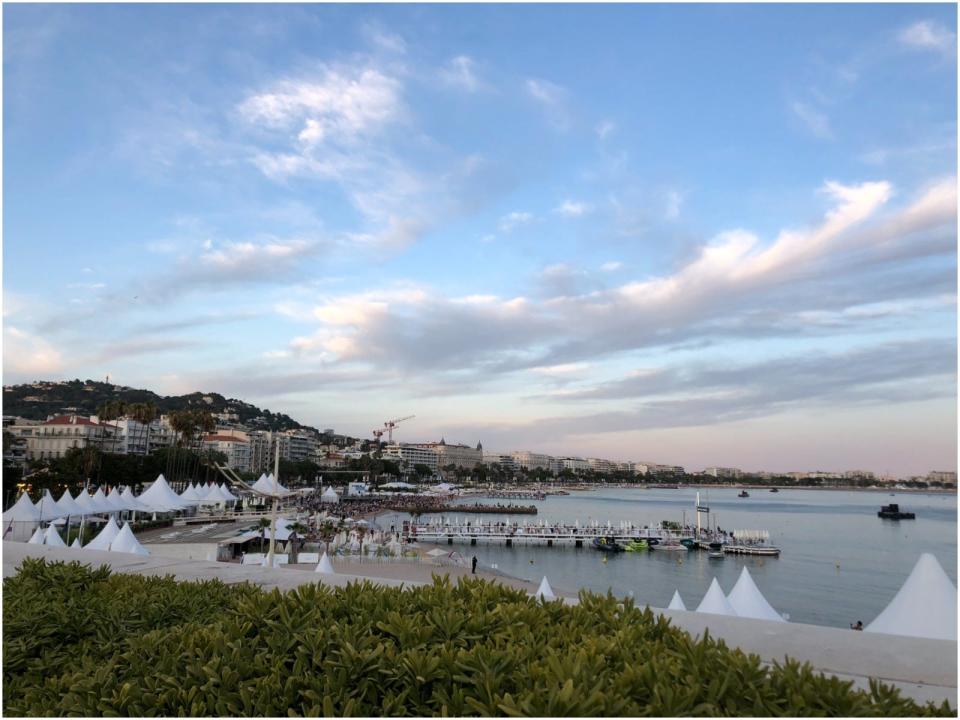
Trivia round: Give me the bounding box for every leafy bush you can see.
[3,559,953,717]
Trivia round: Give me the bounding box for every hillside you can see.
[2,379,315,433]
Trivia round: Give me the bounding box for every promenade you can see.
[3,542,955,706]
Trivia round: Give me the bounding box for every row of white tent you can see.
[27,517,150,555]
[666,554,957,641]
[3,475,241,525]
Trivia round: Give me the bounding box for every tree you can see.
[413,463,433,478]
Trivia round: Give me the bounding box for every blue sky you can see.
[3,4,957,476]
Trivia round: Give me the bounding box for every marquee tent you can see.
[315,551,336,574]
[667,590,687,611]
[85,517,121,551]
[27,526,46,544]
[110,522,150,555]
[535,576,556,601]
[866,553,957,641]
[136,475,186,513]
[321,487,339,504]
[36,490,65,522]
[178,483,203,505]
[218,484,239,502]
[120,486,152,513]
[695,578,738,616]
[44,524,67,547]
[55,489,85,519]
[252,473,291,497]
[105,488,129,513]
[3,493,40,522]
[70,537,82,549]
[380,481,417,489]
[90,488,114,514]
[726,567,785,622]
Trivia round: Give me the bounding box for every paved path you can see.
[3,542,955,706]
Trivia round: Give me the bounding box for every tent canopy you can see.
[85,517,121,551]
[866,553,957,641]
[695,578,738,616]
[137,475,186,513]
[251,473,291,497]
[3,493,40,522]
[44,524,67,547]
[726,567,785,622]
[667,590,687,611]
[110,522,150,555]
[55,489,85,518]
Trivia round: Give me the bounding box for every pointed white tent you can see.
[178,483,202,506]
[120,486,151,512]
[35,490,65,521]
[55,489,85,519]
[109,522,150,555]
[866,553,957,641]
[105,487,129,513]
[218,483,239,502]
[74,489,100,516]
[85,517,121,551]
[90,487,115,514]
[136,475,186,513]
[27,526,46,544]
[535,576,556,601]
[205,484,232,504]
[321,487,339,504]
[44,524,67,547]
[695,578,738,616]
[727,567,785,622]
[667,590,687,611]
[315,552,336,574]
[252,473,290,497]
[70,537,82,549]
[3,493,40,522]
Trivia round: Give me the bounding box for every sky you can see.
[3,4,957,476]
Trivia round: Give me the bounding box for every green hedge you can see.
[3,559,953,717]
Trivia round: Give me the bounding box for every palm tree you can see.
[256,517,271,553]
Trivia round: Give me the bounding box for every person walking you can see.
[471,555,478,574]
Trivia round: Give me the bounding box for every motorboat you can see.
[769,488,779,493]
[707,542,725,559]
[878,504,915,520]
[592,537,624,552]
[623,539,648,552]
[738,490,750,498]
[650,539,687,552]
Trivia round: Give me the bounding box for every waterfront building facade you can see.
[704,466,744,479]
[383,443,439,471]
[25,415,116,461]
[417,439,482,469]
[512,450,553,470]
[201,434,251,473]
[483,453,519,472]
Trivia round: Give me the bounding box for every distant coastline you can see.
[590,483,959,495]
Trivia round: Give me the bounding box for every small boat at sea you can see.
[738,490,750,498]
[707,542,725,559]
[592,537,624,552]
[769,488,779,493]
[878,504,915,520]
[651,539,687,552]
[624,539,648,552]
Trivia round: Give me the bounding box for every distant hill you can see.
[2,379,316,433]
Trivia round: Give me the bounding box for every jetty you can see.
[392,503,537,515]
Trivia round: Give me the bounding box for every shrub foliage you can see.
[3,558,954,717]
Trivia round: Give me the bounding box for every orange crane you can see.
[383,415,415,444]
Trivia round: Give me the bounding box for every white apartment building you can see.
[843,470,876,480]
[927,471,957,485]
[587,457,616,473]
[201,434,251,473]
[560,457,590,472]
[415,439,482,469]
[282,429,319,463]
[483,453,518,472]
[26,415,117,461]
[704,466,744,479]
[636,463,685,476]
[383,443,439,471]
[511,450,553,471]
[113,416,175,455]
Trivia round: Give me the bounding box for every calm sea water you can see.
[377,487,957,628]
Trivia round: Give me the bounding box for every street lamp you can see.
[265,435,281,566]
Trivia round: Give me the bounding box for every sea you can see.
[376,487,957,629]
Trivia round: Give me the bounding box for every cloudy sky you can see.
[4,4,957,475]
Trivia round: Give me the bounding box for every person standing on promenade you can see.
[472,556,478,574]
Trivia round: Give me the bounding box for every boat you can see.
[878,504,915,520]
[624,539,648,552]
[738,490,750,498]
[592,537,624,552]
[650,539,687,552]
[769,488,779,493]
[679,538,696,549]
[707,542,725,559]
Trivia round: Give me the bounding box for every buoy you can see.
[602,556,608,563]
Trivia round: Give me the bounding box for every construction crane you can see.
[383,415,415,444]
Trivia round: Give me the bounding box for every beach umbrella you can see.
[44,524,67,547]
[726,567,785,622]
[315,552,336,574]
[3,493,40,522]
[85,517,121,551]
[667,590,687,611]
[866,553,957,641]
[695,578,738,616]
[27,526,46,544]
[535,576,556,601]
[109,522,150,555]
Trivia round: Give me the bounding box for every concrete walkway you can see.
[3,542,955,706]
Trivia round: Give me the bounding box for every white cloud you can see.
[526,78,570,129]
[790,101,832,139]
[899,20,956,54]
[595,120,615,140]
[665,190,683,220]
[600,261,623,272]
[441,56,481,92]
[3,325,63,379]
[530,362,591,376]
[554,200,591,217]
[499,211,533,233]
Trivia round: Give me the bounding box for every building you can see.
[559,457,590,473]
[704,467,744,479]
[2,416,40,467]
[636,463,685,476]
[416,439,482,469]
[281,429,319,463]
[25,415,117,461]
[112,416,175,456]
[587,457,616,474]
[511,450,554,471]
[927,471,957,486]
[483,453,518,472]
[843,470,876,481]
[201,434,251,473]
[383,443,439,472]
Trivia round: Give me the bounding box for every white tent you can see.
[105,488,129,513]
[315,551,336,574]
[110,522,150,555]
[726,567,785,622]
[27,526,46,544]
[70,537,82,549]
[866,553,957,641]
[74,490,101,515]
[206,484,233,504]
[535,576,556,601]
[35,490,65,521]
[252,473,291,497]
[218,483,239,502]
[44,524,67,547]
[55,489,85,519]
[380,481,417,489]
[320,487,339,504]
[120,486,151,513]
[3,493,40,522]
[667,590,687,611]
[136,475,186,513]
[85,517,121,551]
[178,483,202,505]
[695,578,738,616]
[90,488,115,514]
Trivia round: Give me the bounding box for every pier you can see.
[393,503,538,515]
